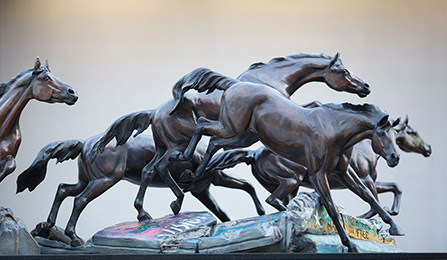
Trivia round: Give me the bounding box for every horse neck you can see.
[0,79,32,136]
[332,111,377,151]
[239,57,329,97]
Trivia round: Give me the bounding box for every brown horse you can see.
[172,79,403,252]
[90,53,371,222]
[16,133,264,247]
[0,57,78,183]
[206,114,431,218]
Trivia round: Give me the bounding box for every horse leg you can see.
[335,170,404,236]
[375,181,403,216]
[190,133,259,182]
[154,152,185,215]
[191,188,230,222]
[65,178,119,247]
[357,174,380,219]
[266,177,301,211]
[32,181,87,238]
[0,155,15,183]
[134,153,162,222]
[310,171,360,252]
[171,116,237,161]
[212,171,265,216]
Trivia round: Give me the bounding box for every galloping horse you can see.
[172,79,403,252]
[0,57,78,183]
[17,134,264,247]
[90,53,371,222]
[205,114,431,217]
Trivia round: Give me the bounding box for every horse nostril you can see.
[68,88,76,95]
[364,83,370,89]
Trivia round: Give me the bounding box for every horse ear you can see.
[34,57,41,70]
[378,115,389,128]
[403,115,409,126]
[328,52,340,68]
[392,117,401,127]
[45,59,50,72]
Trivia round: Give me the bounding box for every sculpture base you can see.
[34,192,404,254]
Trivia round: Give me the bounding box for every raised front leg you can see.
[375,181,403,216]
[174,117,239,182]
[169,117,214,163]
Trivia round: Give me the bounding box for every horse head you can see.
[30,57,78,105]
[324,53,371,98]
[394,115,432,157]
[371,115,400,167]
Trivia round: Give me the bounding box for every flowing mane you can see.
[247,53,333,70]
[0,69,33,98]
[321,103,389,123]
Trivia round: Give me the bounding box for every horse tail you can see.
[16,139,84,193]
[88,109,155,162]
[169,68,239,115]
[206,149,256,172]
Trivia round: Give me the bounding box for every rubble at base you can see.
[33,192,404,254]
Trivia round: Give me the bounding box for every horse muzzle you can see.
[64,87,78,105]
[422,144,432,157]
[386,153,400,167]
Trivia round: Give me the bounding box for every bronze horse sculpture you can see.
[90,53,371,223]
[16,133,265,247]
[0,57,78,183]
[205,113,431,217]
[168,77,403,252]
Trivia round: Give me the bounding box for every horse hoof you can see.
[385,207,399,216]
[358,210,376,219]
[348,245,361,253]
[170,201,181,215]
[70,237,84,247]
[389,225,405,236]
[179,169,195,182]
[169,151,185,162]
[31,222,52,238]
[137,212,153,222]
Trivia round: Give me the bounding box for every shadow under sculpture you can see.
[16,134,265,247]
[206,111,431,218]
[0,57,78,184]
[89,53,371,224]
[170,78,403,252]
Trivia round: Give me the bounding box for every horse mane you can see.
[0,69,33,98]
[321,102,388,122]
[247,53,332,70]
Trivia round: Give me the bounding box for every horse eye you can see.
[44,76,51,81]
[343,69,349,75]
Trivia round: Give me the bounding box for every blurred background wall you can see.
[0,0,445,252]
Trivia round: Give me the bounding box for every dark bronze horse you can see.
[90,53,371,222]
[16,133,264,247]
[0,58,78,183]
[170,78,403,252]
[206,114,431,218]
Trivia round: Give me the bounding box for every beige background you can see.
[0,0,446,252]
